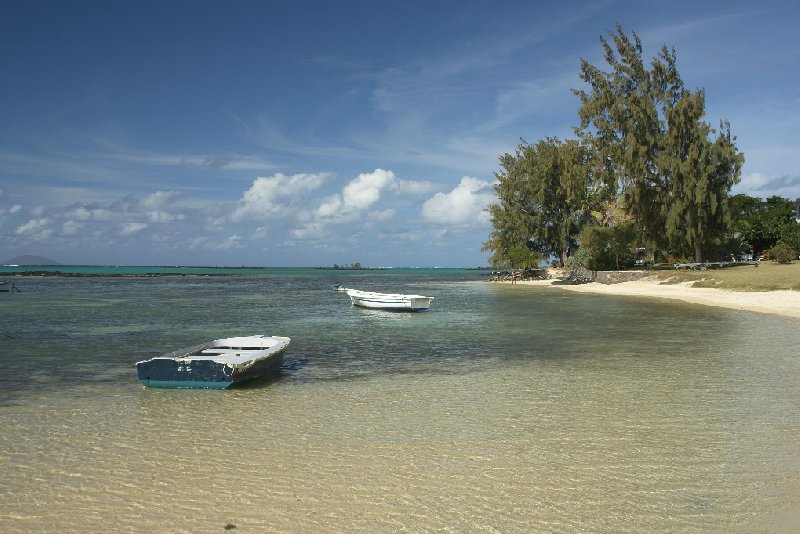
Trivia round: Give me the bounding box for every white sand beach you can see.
[513,277,800,320]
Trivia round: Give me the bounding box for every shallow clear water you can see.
[1,270,798,532]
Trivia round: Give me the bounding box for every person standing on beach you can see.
[511,270,518,284]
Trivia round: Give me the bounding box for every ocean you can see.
[1,267,798,532]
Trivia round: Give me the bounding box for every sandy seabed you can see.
[511,277,800,320]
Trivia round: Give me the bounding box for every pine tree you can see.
[574,25,743,261]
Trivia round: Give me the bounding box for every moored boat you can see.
[335,286,434,311]
[136,335,290,389]
[0,281,19,292]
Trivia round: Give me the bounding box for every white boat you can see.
[136,335,290,389]
[335,286,434,311]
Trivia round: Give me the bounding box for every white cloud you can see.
[140,191,181,211]
[421,176,496,226]
[65,206,116,222]
[62,220,83,235]
[120,222,148,235]
[290,223,327,240]
[10,204,21,214]
[393,179,438,195]
[316,194,343,218]
[315,169,432,222]
[368,208,395,222]
[233,172,330,221]
[212,234,243,250]
[146,210,184,223]
[66,207,92,221]
[342,168,394,210]
[15,218,50,235]
[733,172,800,199]
[315,169,395,221]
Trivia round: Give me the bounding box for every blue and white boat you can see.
[335,286,434,311]
[0,281,19,292]
[136,335,290,389]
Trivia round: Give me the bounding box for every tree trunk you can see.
[694,241,702,263]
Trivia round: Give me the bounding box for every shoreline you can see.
[507,277,800,320]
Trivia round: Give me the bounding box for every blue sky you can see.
[1,1,798,266]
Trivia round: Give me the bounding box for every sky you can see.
[1,0,799,267]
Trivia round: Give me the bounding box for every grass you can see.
[651,261,800,291]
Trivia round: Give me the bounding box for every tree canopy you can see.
[730,194,797,254]
[485,25,747,268]
[574,25,743,262]
[484,137,591,267]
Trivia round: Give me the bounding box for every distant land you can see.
[318,263,385,270]
[3,255,60,265]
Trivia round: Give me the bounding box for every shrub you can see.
[771,240,797,264]
[575,223,637,271]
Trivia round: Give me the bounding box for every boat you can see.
[0,281,19,292]
[136,335,290,389]
[334,285,434,311]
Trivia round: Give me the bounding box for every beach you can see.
[514,276,800,319]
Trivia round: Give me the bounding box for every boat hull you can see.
[136,336,289,389]
[346,290,433,311]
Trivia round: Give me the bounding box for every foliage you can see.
[780,221,800,255]
[484,137,592,267]
[573,25,742,262]
[564,244,591,270]
[573,223,637,271]
[506,244,541,269]
[770,240,797,264]
[730,194,797,254]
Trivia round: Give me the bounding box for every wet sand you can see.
[512,277,800,320]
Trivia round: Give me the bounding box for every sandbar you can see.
[510,277,800,320]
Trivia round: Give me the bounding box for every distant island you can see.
[318,263,385,271]
[3,255,60,266]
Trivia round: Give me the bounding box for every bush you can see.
[574,223,637,271]
[771,240,797,264]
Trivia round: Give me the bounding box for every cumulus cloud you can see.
[316,194,343,218]
[10,204,21,214]
[64,206,115,222]
[421,176,496,226]
[15,217,53,240]
[315,168,433,222]
[233,172,330,221]
[15,217,50,235]
[343,169,394,210]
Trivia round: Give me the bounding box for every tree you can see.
[574,25,743,261]
[574,26,674,248]
[730,194,796,254]
[573,222,637,271]
[506,244,541,269]
[484,137,592,267]
[662,93,744,260]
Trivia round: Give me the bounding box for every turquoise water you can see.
[1,268,798,532]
